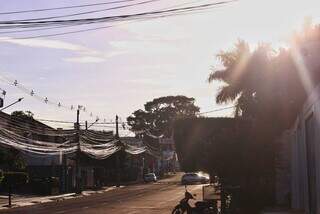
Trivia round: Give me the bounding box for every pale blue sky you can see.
[0,0,319,133]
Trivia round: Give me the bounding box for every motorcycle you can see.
[172,186,217,214]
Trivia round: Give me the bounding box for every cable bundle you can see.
[0,1,235,39]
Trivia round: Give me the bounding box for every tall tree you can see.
[0,111,34,171]
[208,40,274,118]
[127,95,200,137]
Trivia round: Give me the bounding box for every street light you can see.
[87,118,99,130]
[0,97,24,111]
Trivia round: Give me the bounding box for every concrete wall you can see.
[275,131,291,206]
[291,83,320,214]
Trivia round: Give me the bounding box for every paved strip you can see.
[0,182,203,214]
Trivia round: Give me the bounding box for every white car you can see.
[144,173,157,182]
[181,172,210,185]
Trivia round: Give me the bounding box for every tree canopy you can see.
[0,148,25,171]
[208,23,320,132]
[174,22,320,212]
[127,95,200,137]
[0,111,33,171]
[11,110,34,122]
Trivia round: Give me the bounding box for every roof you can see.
[0,111,54,130]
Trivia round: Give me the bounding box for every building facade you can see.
[290,83,320,214]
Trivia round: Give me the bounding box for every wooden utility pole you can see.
[115,115,119,138]
[75,109,81,194]
[115,115,120,187]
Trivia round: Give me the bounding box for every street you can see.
[0,174,203,214]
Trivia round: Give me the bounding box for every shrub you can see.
[2,172,28,187]
[30,177,60,195]
[0,169,3,184]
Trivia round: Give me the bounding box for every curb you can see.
[0,186,119,210]
[0,176,174,210]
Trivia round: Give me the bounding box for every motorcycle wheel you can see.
[172,205,184,214]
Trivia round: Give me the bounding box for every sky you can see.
[0,0,319,134]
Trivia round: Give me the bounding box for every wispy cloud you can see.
[0,37,121,64]
[0,37,87,51]
[109,40,179,54]
[64,56,106,63]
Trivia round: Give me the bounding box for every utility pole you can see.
[115,115,119,138]
[85,121,88,130]
[75,109,81,194]
[115,115,120,187]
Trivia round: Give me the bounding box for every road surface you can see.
[0,174,203,214]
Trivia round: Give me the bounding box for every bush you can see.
[30,177,60,195]
[0,169,3,184]
[2,172,28,187]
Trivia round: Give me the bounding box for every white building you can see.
[290,39,320,214]
[290,83,320,214]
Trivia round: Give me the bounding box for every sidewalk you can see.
[0,186,119,210]
[0,172,180,210]
[0,173,178,210]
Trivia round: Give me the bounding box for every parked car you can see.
[181,172,210,185]
[143,173,157,182]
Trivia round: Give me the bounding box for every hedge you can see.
[2,172,28,187]
[0,170,3,184]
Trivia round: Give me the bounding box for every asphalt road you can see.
[0,174,203,214]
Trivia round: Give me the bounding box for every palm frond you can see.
[216,85,240,104]
[208,69,229,83]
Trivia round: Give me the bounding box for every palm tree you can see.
[208,40,273,118]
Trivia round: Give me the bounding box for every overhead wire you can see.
[0,0,213,36]
[0,73,108,122]
[197,105,235,115]
[0,1,235,27]
[0,0,140,15]
[1,1,232,39]
[4,0,163,22]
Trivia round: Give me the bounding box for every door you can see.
[305,114,317,213]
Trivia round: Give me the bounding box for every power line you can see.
[0,0,209,35]
[0,1,235,27]
[0,0,139,15]
[6,0,162,22]
[12,24,115,39]
[0,1,235,39]
[36,118,122,125]
[0,73,107,121]
[1,4,229,39]
[197,105,235,115]
[36,119,75,124]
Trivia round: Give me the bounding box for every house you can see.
[286,36,320,214]
[159,137,179,173]
[0,111,77,193]
[290,83,320,214]
[0,111,113,192]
